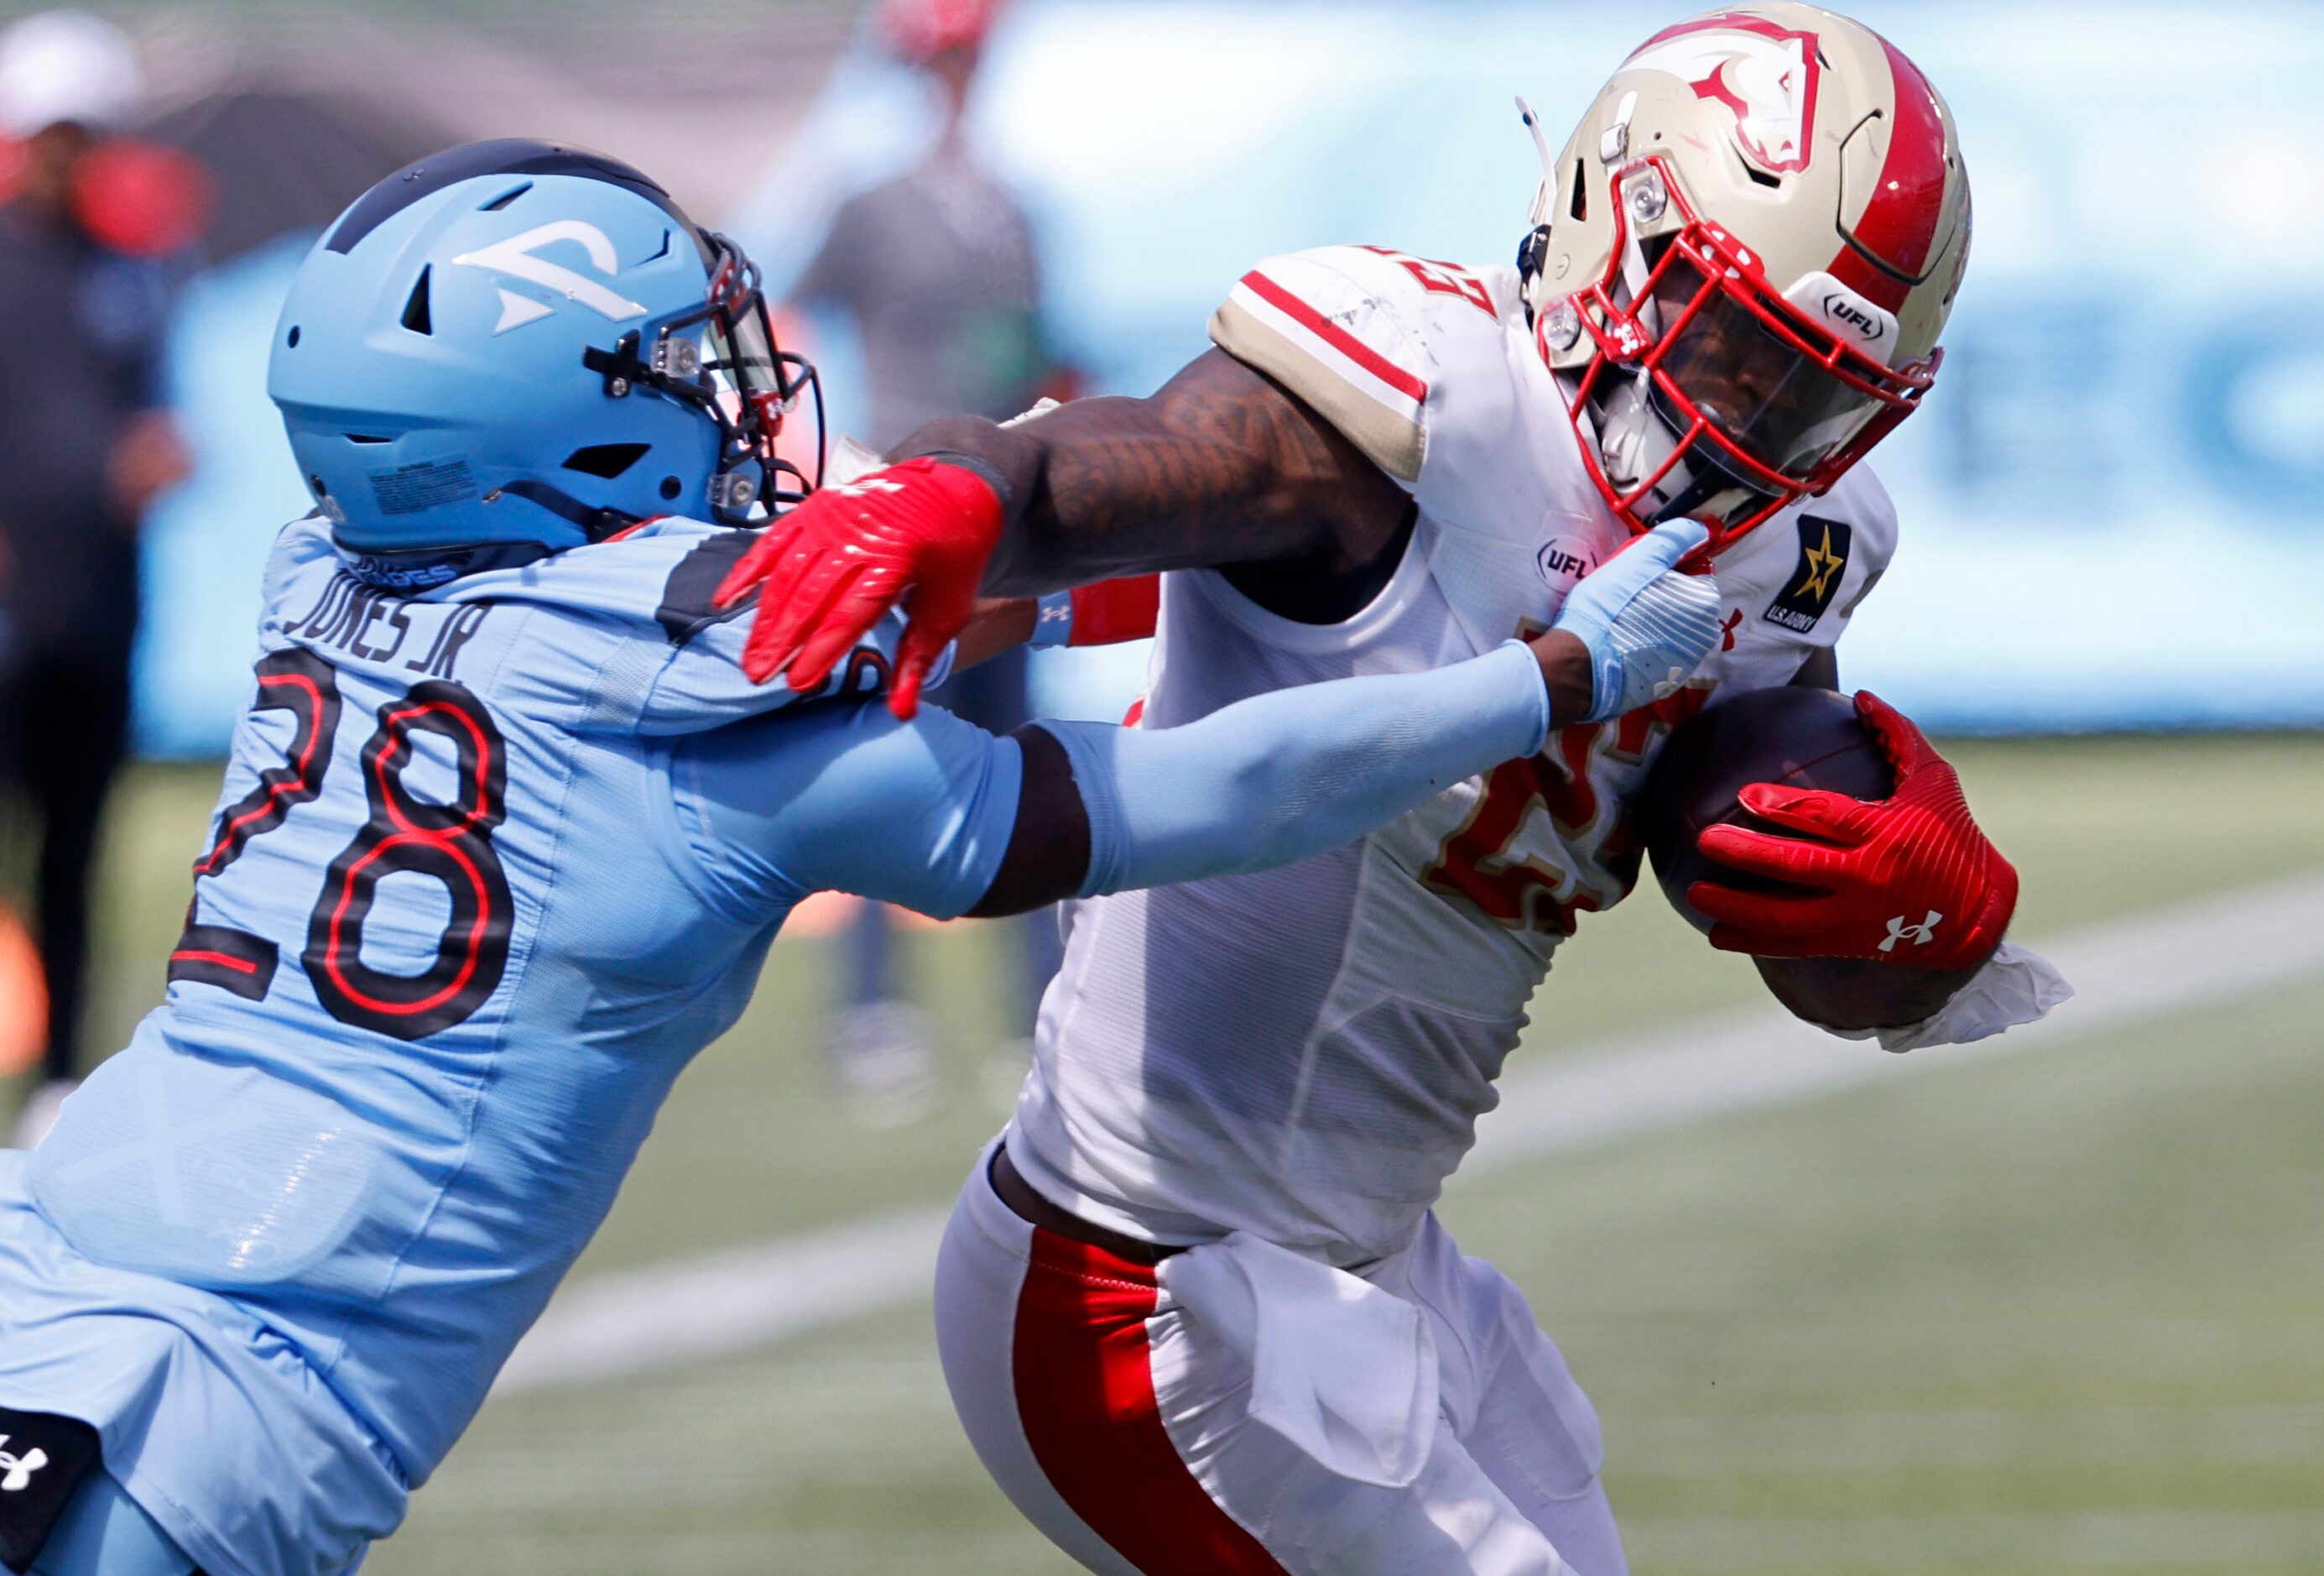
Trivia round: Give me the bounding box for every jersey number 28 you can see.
[169,649,514,1042]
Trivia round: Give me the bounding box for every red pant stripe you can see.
[1011,1228,1288,1574]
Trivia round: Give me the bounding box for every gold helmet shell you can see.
[1519,4,1970,544]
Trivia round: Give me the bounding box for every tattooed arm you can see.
[718,349,1418,711]
[892,348,1411,596]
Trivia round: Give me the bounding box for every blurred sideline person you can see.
[722,6,2071,1570]
[0,140,1715,1574]
[789,0,1077,1118]
[0,11,195,1150]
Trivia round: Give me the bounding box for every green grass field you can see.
[12,734,2324,1573]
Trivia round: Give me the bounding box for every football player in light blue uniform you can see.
[0,142,1720,1576]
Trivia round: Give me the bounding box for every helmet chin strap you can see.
[1647,466,1740,526]
[1585,173,1685,502]
[1592,364,1771,530]
[494,478,642,542]
[1594,368,1668,491]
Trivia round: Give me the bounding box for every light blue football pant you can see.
[29,1471,195,1576]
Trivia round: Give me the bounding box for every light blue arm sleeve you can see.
[674,638,1549,922]
[1048,639,1550,898]
[671,699,1024,923]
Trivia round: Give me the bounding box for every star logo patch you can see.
[1763,514,1854,634]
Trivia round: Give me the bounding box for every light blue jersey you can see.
[0,502,1573,1576]
[0,513,1017,1576]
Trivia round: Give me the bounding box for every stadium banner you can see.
[135,2,2324,751]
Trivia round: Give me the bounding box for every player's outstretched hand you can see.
[716,457,1004,718]
[1688,691,2019,967]
[1546,520,1722,723]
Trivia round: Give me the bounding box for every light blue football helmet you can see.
[269,139,821,571]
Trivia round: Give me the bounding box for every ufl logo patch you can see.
[1536,533,1597,588]
[1763,514,1852,634]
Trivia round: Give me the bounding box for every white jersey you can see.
[1008,245,1898,1265]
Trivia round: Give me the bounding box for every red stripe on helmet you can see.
[1832,34,1951,311]
[1828,248,1908,313]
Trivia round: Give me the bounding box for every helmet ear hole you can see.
[561,442,650,479]
[1736,148,1782,190]
[285,324,301,347]
[659,476,683,501]
[400,267,433,336]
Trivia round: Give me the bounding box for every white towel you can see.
[1818,940,2074,1053]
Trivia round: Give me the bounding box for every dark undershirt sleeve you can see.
[967,723,1092,917]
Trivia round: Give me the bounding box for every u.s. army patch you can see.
[1763,514,1853,634]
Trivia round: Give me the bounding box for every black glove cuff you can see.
[907,449,1019,522]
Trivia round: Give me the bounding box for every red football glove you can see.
[1687,691,2018,968]
[716,457,1003,718]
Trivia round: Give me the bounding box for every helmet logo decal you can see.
[1782,270,1900,367]
[1626,16,1821,175]
[490,290,553,335]
[450,220,649,329]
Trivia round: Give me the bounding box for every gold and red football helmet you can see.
[1519,4,1971,548]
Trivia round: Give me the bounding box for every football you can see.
[1633,686,1988,1031]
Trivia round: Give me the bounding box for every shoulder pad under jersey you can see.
[1710,464,1901,690]
[1208,245,1523,488]
[424,515,939,735]
[257,514,933,738]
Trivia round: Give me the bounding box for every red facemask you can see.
[1542,154,1939,554]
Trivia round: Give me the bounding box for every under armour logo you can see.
[1880,911,1944,952]
[830,477,907,499]
[0,1437,50,1492]
[1036,601,1071,629]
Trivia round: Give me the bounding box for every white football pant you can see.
[934,1146,1628,1575]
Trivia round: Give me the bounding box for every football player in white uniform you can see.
[721,6,2066,1572]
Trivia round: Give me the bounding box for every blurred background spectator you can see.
[782,0,1078,1120]
[0,9,195,1145]
[23,0,2308,764]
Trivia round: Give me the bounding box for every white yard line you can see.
[496,871,2324,1396]
[1464,870,2324,1172]
[493,1208,948,1391]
